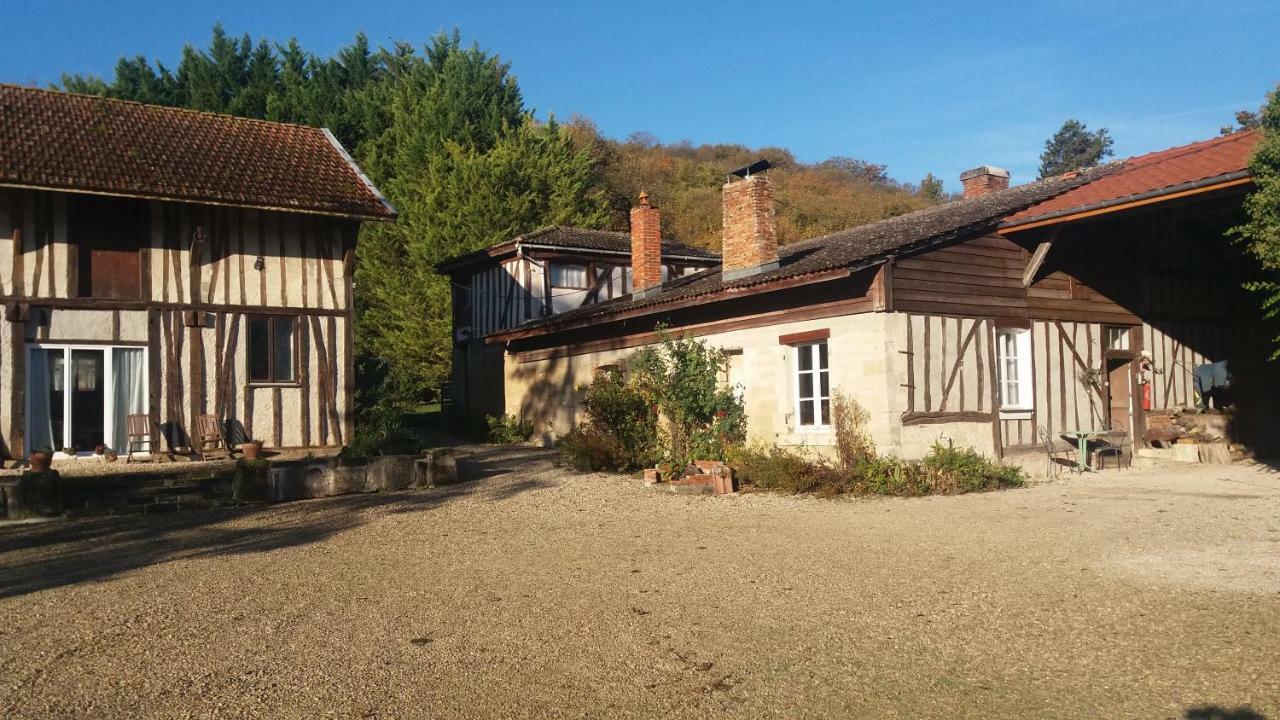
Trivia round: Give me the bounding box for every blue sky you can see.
[5,1,1277,190]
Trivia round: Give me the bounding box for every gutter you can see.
[1000,171,1252,232]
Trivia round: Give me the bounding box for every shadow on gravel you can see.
[0,446,559,600]
[1185,706,1267,719]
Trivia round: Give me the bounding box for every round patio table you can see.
[1061,429,1108,472]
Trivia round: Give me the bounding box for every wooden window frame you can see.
[248,314,299,386]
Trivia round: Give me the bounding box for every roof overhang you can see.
[999,171,1252,233]
[486,264,873,344]
[435,239,719,275]
[0,181,397,223]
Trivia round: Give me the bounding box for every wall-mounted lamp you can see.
[254,256,266,271]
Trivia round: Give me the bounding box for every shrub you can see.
[730,436,1024,499]
[920,444,1025,493]
[558,427,632,472]
[832,392,875,470]
[557,368,659,472]
[486,414,533,444]
[630,330,747,468]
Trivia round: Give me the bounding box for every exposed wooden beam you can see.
[1022,226,1060,288]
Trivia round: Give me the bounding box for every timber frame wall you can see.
[450,247,716,419]
[0,188,358,458]
[499,191,1253,458]
[891,192,1248,454]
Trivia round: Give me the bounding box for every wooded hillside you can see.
[59,25,947,253]
[52,25,948,418]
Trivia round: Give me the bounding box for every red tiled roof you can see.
[1004,129,1257,226]
[0,83,395,220]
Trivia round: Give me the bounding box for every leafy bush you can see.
[558,427,634,472]
[630,330,746,468]
[557,368,659,472]
[346,405,421,458]
[729,433,1024,499]
[486,414,533,444]
[920,444,1026,493]
[728,443,844,496]
[557,332,746,474]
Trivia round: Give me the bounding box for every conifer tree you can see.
[1038,119,1114,178]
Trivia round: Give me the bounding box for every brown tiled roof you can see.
[436,225,718,273]
[515,226,717,259]
[0,83,395,220]
[1004,129,1257,227]
[491,164,1116,339]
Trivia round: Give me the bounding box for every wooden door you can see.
[1106,357,1133,434]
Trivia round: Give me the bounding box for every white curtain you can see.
[27,349,55,452]
[112,348,146,453]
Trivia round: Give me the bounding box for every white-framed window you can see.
[25,344,149,456]
[995,328,1033,411]
[1104,325,1131,351]
[794,341,830,428]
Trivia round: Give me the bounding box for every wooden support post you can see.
[1022,226,1060,288]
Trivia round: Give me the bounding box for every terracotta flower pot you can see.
[240,442,262,460]
[29,451,53,473]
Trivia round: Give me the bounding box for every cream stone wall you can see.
[505,310,1004,460]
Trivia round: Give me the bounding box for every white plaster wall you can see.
[30,309,148,343]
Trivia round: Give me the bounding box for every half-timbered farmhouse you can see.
[0,84,395,460]
[486,130,1278,459]
[437,216,718,419]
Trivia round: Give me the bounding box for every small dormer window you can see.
[549,263,588,289]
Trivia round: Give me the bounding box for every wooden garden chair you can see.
[125,414,152,463]
[196,415,231,461]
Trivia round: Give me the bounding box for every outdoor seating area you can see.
[1039,425,1133,476]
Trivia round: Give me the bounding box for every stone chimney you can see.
[630,191,662,297]
[960,166,1011,199]
[721,173,778,281]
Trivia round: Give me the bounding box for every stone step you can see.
[1135,446,1201,463]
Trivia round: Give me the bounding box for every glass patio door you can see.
[26,345,147,456]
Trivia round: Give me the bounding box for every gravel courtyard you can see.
[0,448,1277,719]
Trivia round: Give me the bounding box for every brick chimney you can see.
[960,166,1011,198]
[630,191,662,298]
[721,173,778,281]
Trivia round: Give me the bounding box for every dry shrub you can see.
[730,390,1024,498]
[832,392,875,470]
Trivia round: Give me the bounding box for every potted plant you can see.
[240,439,264,460]
[29,447,54,473]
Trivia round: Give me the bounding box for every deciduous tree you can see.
[1231,84,1280,356]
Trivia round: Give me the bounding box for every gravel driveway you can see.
[0,448,1277,719]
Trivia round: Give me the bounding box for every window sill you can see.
[248,381,302,389]
[999,409,1033,420]
[778,428,835,445]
